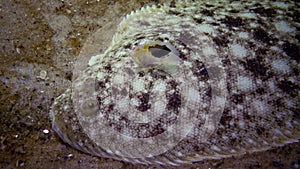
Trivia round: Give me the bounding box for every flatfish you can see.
[50,0,299,165]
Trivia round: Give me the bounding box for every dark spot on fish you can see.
[167,80,178,88]
[231,94,244,104]
[205,4,214,8]
[97,81,106,89]
[64,71,72,81]
[210,22,219,26]
[147,81,153,90]
[104,64,112,72]
[123,43,131,49]
[151,123,165,136]
[191,144,205,153]
[229,9,240,13]
[256,88,265,95]
[205,87,212,98]
[193,60,209,81]
[221,58,231,65]
[193,17,204,24]
[220,109,232,126]
[157,37,169,42]
[221,16,244,27]
[108,103,114,112]
[252,7,276,17]
[201,9,214,16]
[278,80,298,97]
[253,28,272,44]
[150,70,167,80]
[166,93,181,111]
[138,71,145,77]
[135,35,145,40]
[257,19,265,25]
[247,41,256,49]
[282,42,299,62]
[129,93,133,99]
[256,126,265,135]
[135,124,152,138]
[213,36,229,47]
[158,113,177,125]
[173,39,190,60]
[243,111,251,120]
[275,118,284,127]
[243,58,267,77]
[105,77,110,83]
[256,48,267,55]
[136,93,151,112]
[273,99,284,111]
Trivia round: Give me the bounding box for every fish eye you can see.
[81,99,99,116]
[148,44,171,58]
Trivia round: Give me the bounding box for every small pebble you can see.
[16,47,20,54]
[42,129,49,134]
[16,159,25,167]
[39,70,47,80]
[67,153,74,160]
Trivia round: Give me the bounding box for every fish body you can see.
[50,0,299,165]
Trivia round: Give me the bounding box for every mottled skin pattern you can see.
[50,0,299,166]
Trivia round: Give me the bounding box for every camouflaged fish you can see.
[50,0,300,165]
